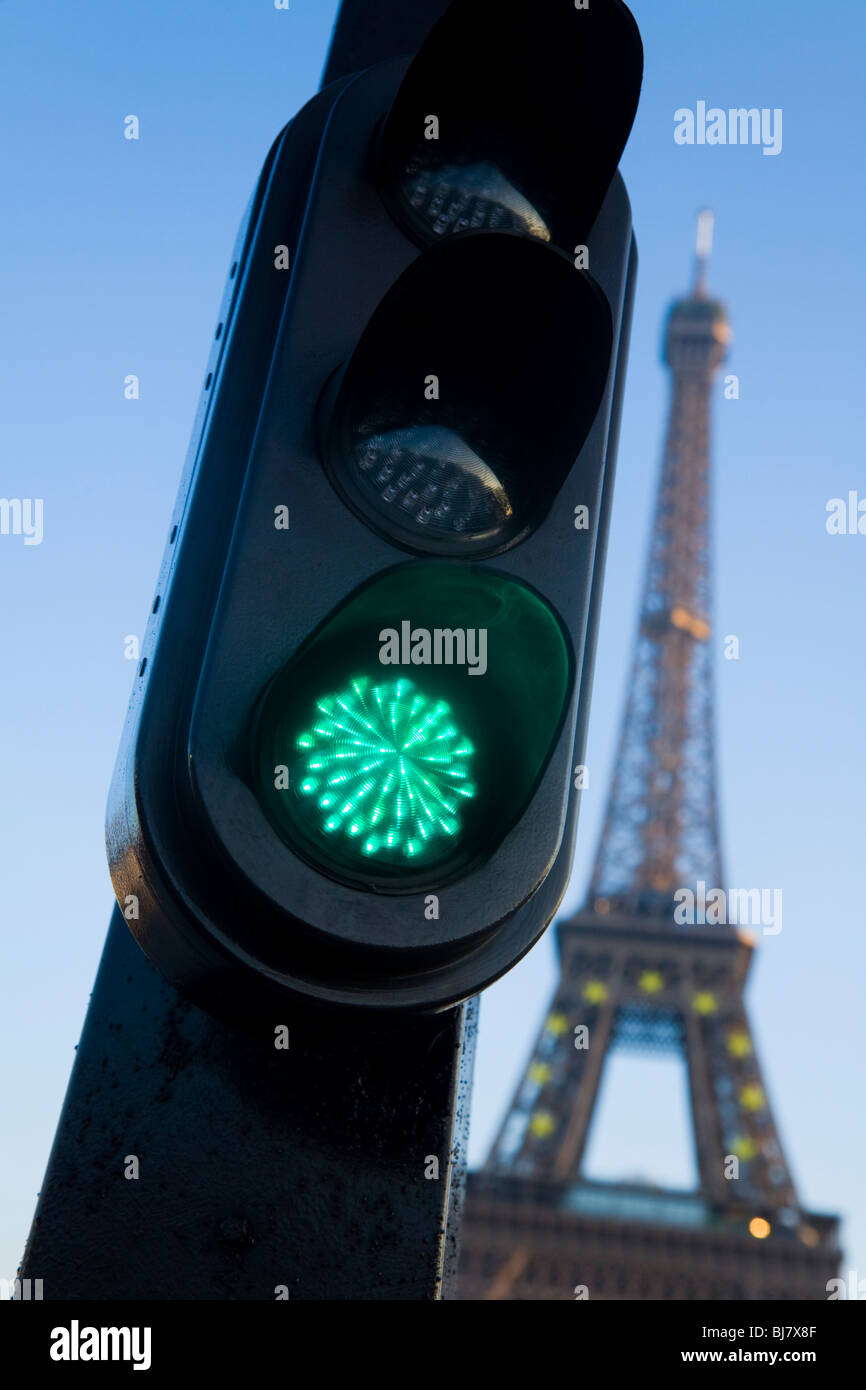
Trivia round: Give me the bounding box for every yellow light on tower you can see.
[545,1013,569,1037]
[727,1031,753,1058]
[638,970,664,995]
[740,1084,766,1113]
[732,1136,758,1160]
[582,980,609,1004]
[528,1061,553,1085]
[529,1110,556,1139]
[749,1217,771,1240]
[692,991,718,1015]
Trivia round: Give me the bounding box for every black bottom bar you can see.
[3,1297,861,1373]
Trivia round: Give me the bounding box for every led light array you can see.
[294,676,475,861]
[352,425,512,535]
[400,160,550,242]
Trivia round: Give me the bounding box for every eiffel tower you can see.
[458,215,841,1301]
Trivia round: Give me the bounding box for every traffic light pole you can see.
[20,909,475,1299]
[18,0,475,1303]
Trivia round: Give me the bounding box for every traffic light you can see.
[107,0,643,1018]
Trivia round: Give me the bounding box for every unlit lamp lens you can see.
[399,160,550,242]
[351,425,512,539]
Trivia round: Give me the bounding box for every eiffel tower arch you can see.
[458,216,841,1301]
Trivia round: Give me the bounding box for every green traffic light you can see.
[251,562,571,892]
[294,675,475,864]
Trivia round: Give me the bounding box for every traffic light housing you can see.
[107,0,643,1017]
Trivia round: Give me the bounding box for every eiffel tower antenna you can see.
[458,221,840,1301]
[694,207,714,296]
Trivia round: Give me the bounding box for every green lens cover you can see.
[251,563,571,890]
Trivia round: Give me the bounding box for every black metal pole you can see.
[20,910,475,1300]
[18,0,476,1302]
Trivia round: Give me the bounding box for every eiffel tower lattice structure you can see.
[457,216,841,1302]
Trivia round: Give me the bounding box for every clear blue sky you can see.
[1,0,864,1292]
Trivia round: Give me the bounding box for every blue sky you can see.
[1,0,864,1292]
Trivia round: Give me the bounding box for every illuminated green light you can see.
[292,676,475,864]
[251,563,572,889]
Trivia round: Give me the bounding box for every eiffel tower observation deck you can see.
[458,215,841,1301]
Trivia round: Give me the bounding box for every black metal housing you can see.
[325,234,613,556]
[377,0,643,253]
[106,43,638,1019]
